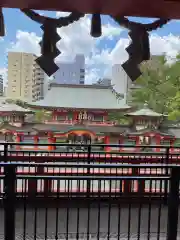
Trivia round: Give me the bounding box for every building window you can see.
[78,111,92,121]
[160,139,170,146]
[93,115,103,122]
[57,115,66,121]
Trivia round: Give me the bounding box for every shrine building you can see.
[0,83,179,152]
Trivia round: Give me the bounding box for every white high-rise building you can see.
[112,64,132,103]
[54,55,85,84]
[0,75,3,96]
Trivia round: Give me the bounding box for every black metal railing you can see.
[0,143,179,239]
[0,162,180,240]
[0,142,180,161]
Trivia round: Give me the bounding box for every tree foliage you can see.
[34,110,51,122]
[5,99,51,122]
[108,112,131,125]
[130,54,180,120]
[6,98,28,108]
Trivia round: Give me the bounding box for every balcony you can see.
[0,143,180,240]
[45,119,115,126]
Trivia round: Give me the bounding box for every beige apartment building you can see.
[7,52,45,102]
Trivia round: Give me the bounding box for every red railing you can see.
[0,142,176,196]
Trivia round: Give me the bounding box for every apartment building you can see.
[0,75,3,97]
[7,52,45,102]
[112,64,132,103]
[54,54,85,84]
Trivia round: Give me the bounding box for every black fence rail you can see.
[0,143,180,239]
[0,142,180,165]
[0,143,176,198]
[0,142,178,196]
[0,162,180,240]
[0,162,173,198]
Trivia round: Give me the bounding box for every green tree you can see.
[168,91,180,120]
[34,110,51,122]
[108,112,131,125]
[6,99,28,108]
[130,54,180,117]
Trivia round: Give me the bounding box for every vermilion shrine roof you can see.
[28,83,130,111]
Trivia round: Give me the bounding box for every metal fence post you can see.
[87,145,91,196]
[164,147,170,205]
[3,142,16,240]
[167,166,180,240]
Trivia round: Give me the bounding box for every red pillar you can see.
[48,132,53,151]
[52,112,55,121]
[48,138,52,151]
[103,112,108,122]
[16,135,21,150]
[156,135,161,152]
[170,138,175,154]
[104,136,110,152]
[135,136,140,152]
[119,136,123,152]
[51,137,56,151]
[34,135,39,150]
[73,111,78,122]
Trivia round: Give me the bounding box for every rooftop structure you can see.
[95,78,112,86]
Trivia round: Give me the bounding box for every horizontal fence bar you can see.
[15,175,170,180]
[0,142,177,147]
[0,162,173,196]
[0,162,177,168]
[5,151,173,155]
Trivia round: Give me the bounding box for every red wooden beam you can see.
[1,0,180,19]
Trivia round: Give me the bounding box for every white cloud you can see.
[150,34,180,59]
[7,30,41,55]
[7,13,180,83]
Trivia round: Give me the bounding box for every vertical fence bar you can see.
[164,147,170,204]
[87,145,91,197]
[4,144,16,240]
[167,166,180,240]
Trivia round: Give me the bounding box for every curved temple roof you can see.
[126,104,165,117]
[0,100,31,113]
[28,84,130,110]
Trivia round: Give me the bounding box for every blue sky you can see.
[1,9,180,83]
